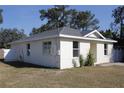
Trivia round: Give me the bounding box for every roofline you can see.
[10,35,59,44]
[10,34,117,45]
[83,30,106,39]
[59,34,117,43]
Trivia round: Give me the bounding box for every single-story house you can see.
[8,27,117,69]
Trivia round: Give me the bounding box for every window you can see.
[73,41,79,57]
[104,44,108,55]
[27,44,30,56]
[43,41,51,55]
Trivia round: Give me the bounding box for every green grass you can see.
[0,61,124,88]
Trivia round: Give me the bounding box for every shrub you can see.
[79,55,84,67]
[85,51,94,66]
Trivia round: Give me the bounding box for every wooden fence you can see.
[0,49,4,60]
[113,47,124,62]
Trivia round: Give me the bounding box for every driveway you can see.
[97,62,124,66]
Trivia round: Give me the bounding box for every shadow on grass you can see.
[0,60,58,69]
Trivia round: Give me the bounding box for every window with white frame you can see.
[73,41,79,57]
[43,41,52,55]
[27,43,30,56]
[104,44,108,55]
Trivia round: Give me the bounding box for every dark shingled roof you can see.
[10,26,118,44]
[60,27,92,36]
[12,26,92,43]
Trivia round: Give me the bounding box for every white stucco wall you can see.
[10,38,60,68]
[60,38,114,69]
[9,37,114,69]
[95,43,113,64]
[60,38,73,69]
[80,41,90,60]
[60,38,91,69]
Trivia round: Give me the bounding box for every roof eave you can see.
[10,35,59,44]
[59,34,117,43]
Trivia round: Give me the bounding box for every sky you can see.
[0,5,119,35]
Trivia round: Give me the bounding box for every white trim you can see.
[10,32,117,45]
[84,30,106,39]
[59,34,117,43]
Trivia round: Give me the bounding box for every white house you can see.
[7,27,117,69]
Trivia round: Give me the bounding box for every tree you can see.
[79,55,84,67]
[100,29,113,38]
[0,28,27,48]
[100,29,119,39]
[30,28,38,36]
[70,10,99,31]
[39,5,69,29]
[112,6,124,39]
[30,5,99,35]
[85,50,94,66]
[0,9,3,24]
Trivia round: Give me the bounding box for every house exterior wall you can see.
[60,38,90,69]
[10,38,60,68]
[60,38,73,69]
[80,41,91,60]
[60,38,114,69]
[95,43,113,64]
[9,37,114,69]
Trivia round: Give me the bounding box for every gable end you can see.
[83,30,106,39]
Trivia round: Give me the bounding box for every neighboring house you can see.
[7,27,117,69]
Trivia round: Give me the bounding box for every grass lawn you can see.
[0,61,124,88]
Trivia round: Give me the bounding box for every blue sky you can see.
[0,5,119,35]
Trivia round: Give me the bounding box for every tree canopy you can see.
[100,6,124,40]
[0,28,27,48]
[0,9,27,48]
[30,5,99,35]
[100,29,119,40]
[112,6,124,39]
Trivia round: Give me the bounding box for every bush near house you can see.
[79,55,84,67]
[85,51,95,66]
